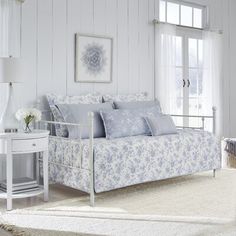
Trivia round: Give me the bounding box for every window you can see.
[167,2,179,24]
[164,32,204,128]
[158,0,207,128]
[159,0,205,29]
[188,38,203,127]
[181,5,192,27]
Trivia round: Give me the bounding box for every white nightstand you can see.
[0,130,49,210]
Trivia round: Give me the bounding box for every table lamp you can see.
[0,58,23,133]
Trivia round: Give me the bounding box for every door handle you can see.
[183,79,186,87]
[187,79,190,87]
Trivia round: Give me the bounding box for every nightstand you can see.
[0,130,49,210]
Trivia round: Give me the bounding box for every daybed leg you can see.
[213,169,216,178]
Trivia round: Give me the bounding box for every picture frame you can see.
[75,33,113,83]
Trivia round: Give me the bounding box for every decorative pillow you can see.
[100,106,160,139]
[145,114,177,136]
[46,93,102,137]
[114,100,161,112]
[56,103,113,139]
[102,92,148,103]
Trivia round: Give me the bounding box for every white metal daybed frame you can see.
[38,107,216,207]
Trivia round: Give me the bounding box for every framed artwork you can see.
[75,34,113,83]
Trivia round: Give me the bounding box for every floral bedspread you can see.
[49,129,221,193]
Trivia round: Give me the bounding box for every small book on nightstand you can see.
[0,177,39,194]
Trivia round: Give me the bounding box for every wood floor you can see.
[0,184,86,212]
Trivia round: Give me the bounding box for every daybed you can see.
[38,93,221,206]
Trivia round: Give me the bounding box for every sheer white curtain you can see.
[202,31,223,137]
[0,0,21,57]
[0,59,8,129]
[155,23,177,114]
[0,0,10,57]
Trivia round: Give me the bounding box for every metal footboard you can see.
[38,112,95,207]
[170,107,216,134]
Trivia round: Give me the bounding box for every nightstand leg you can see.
[6,139,13,211]
[43,150,49,202]
[35,152,40,184]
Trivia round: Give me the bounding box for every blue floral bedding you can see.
[49,129,221,193]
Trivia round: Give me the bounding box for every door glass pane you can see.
[172,67,184,126]
[198,39,203,67]
[189,98,203,127]
[189,98,199,127]
[159,0,166,22]
[198,69,203,96]
[197,98,203,115]
[189,38,197,67]
[172,97,183,126]
[193,8,202,28]
[171,97,183,114]
[167,2,179,24]
[176,68,183,97]
[181,5,193,27]
[175,36,182,66]
[189,68,198,97]
[189,98,198,115]
[171,35,184,127]
[189,65,203,127]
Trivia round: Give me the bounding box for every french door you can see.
[173,29,203,127]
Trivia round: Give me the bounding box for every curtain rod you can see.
[153,19,223,34]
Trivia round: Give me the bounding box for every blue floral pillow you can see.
[100,107,160,139]
[46,93,102,137]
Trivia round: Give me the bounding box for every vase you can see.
[24,122,32,133]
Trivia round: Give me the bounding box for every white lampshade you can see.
[0,0,23,58]
[0,58,23,83]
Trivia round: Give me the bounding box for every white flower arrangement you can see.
[15,108,42,132]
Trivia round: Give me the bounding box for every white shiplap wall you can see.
[16,0,158,109]
[226,0,236,137]
[217,0,236,138]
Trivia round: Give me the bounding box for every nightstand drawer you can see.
[12,137,48,153]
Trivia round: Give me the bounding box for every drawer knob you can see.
[32,143,36,147]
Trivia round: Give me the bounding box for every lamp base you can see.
[4,128,18,133]
[0,83,19,134]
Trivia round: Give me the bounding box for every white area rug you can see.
[1,169,236,235]
[1,214,236,236]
